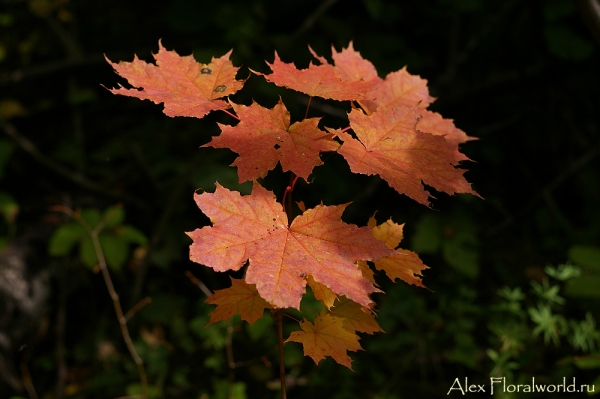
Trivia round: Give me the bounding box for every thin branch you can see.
[291,0,340,42]
[276,309,287,399]
[55,261,68,399]
[130,153,204,306]
[487,143,600,237]
[124,297,152,322]
[226,319,236,399]
[0,119,149,210]
[55,206,149,399]
[0,55,103,86]
[185,270,214,297]
[439,0,521,84]
[575,0,600,45]
[43,14,83,61]
[20,359,38,399]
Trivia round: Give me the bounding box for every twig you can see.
[439,0,521,84]
[575,0,600,45]
[55,261,68,399]
[291,0,340,42]
[55,206,149,399]
[124,297,152,322]
[0,119,149,210]
[130,153,203,306]
[487,143,600,236]
[185,270,213,297]
[226,319,236,399]
[276,309,287,399]
[20,359,38,399]
[0,55,103,86]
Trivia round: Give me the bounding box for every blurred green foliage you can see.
[0,0,599,398]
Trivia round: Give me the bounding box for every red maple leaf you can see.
[253,47,377,101]
[417,109,475,147]
[360,67,435,115]
[330,42,379,83]
[205,99,339,182]
[105,40,245,119]
[337,106,478,206]
[186,183,392,309]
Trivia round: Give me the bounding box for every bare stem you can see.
[221,108,241,121]
[56,206,149,399]
[304,96,313,120]
[276,309,287,399]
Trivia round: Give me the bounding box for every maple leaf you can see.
[205,99,339,182]
[360,67,435,115]
[186,183,392,309]
[368,217,429,288]
[286,311,362,369]
[331,297,384,335]
[330,42,379,83]
[337,106,477,206]
[307,275,337,310]
[253,48,377,101]
[374,250,429,288]
[205,277,272,326]
[105,40,245,119]
[417,110,475,147]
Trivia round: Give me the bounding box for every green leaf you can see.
[410,214,441,253]
[442,234,479,279]
[117,225,148,245]
[80,208,102,229]
[574,354,600,370]
[103,204,125,228]
[80,235,98,268]
[126,383,162,399]
[0,191,19,224]
[544,26,594,61]
[49,222,86,256]
[569,245,600,272]
[99,233,128,271]
[565,277,600,298]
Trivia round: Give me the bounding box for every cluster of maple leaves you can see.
[106,40,477,369]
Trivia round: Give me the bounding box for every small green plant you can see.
[487,262,600,398]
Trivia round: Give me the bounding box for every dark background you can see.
[1,0,599,398]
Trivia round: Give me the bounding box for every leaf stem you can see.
[304,96,313,120]
[221,108,240,121]
[276,309,287,399]
[282,173,299,222]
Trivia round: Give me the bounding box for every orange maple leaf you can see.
[368,217,429,288]
[105,40,245,119]
[330,42,379,83]
[253,47,377,101]
[360,66,435,115]
[417,109,475,147]
[205,277,272,326]
[337,106,478,206]
[286,311,362,369]
[186,183,392,309]
[205,99,339,183]
[307,275,337,310]
[330,297,384,335]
